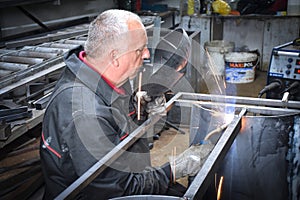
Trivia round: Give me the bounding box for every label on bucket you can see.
[224,52,258,83]
[225,67,255,83]
[226,60,257,68]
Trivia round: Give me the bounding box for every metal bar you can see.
[62,40,85,45]
[23,46,66,54]
[55,113,170,200]
[45,43,79,49]
[176,99,300,115]
[17,6,51,31]
[0,60,65,95]
[6,31,87,48]
[183,108,247,200]
[178,92,300,110]
[0,55,44,65]
[0,69,13,77]
[9,51,57,59]
[0,106,28,117]
[0,111,32,123]
[0,62,29,71]
[0,110,44,149]
[32,92,52,110]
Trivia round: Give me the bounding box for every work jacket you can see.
[40,46,171,199]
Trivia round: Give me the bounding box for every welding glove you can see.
[169,143,214,179]
[133,91,167,119]
[131,91,152,123]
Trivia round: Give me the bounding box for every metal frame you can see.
[55,92,300,199]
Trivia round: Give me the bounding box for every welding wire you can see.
[137,72,142,120]
[170,147,177,184]
[173,146,176,184]
[217,176,224,200]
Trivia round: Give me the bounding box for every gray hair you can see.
[84,9,143,59]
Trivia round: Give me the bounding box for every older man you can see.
[40,9,209,199]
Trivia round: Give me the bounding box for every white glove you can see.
[169,144,214,179]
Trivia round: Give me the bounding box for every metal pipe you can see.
[176,99,300,115]
[9,51,57,59]
[0,69,12,77]
[0,56,44,65]
[62,40,85,45]
[178,92,300,110]
[23,46,66,54]
[45,43,79,49]
[0,62,28,71]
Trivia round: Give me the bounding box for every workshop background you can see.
[0,0,300,199]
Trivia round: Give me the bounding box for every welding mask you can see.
[153,28,191,74]
[141,28,191,97]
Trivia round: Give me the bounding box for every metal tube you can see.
[45,43,79,49]
[23,46,66,54]
[0,56,44,65]
[176,99,300,115]
[0,62,28,71]
[9,51,57,59]
[178,92,300,110]
[62,40,85,45]
[0,69,12,77]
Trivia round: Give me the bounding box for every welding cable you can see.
[200,123,230,144]
[258,80,283,98]
[284,81,300,94]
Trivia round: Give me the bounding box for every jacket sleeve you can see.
[61,113,171,198]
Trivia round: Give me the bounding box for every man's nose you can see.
[142,48,150,59]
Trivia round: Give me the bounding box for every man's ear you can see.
[110,50,119,67]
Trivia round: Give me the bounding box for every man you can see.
[40,9,211,199]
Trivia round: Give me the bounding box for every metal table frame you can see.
[55,92,300,200]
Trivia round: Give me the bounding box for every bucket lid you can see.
[225,52,258,62]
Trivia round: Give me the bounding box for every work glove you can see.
[131,91,167,125]
[169,143,214,179]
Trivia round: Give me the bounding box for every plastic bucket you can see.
[204,40,235,75]
[225,52,258,84]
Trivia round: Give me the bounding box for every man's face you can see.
[115,23,150,87]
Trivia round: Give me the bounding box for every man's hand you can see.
[169,144,214,179]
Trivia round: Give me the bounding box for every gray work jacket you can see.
[40,46,170,200]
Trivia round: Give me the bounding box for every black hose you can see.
[284,81,300,94]
[258,80,282,98]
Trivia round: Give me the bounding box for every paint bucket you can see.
[225,52,258,84]
[204,40,235,76]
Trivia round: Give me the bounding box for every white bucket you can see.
[225,52,258,84]
[204,40,235,76]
